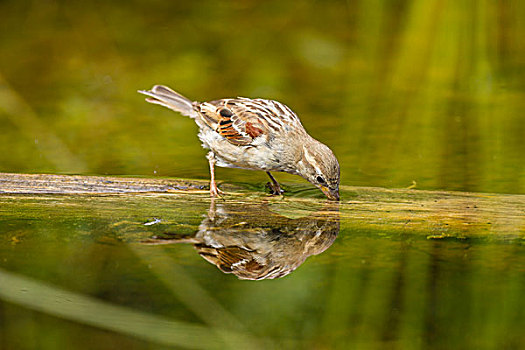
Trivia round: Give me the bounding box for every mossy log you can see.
[0,172,523,238]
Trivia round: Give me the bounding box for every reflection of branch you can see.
[0,74,86,172]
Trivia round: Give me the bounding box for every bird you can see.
[138,85,340,200]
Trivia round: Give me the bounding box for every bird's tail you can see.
[138,85,197,118]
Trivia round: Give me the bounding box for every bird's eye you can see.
[316,176,326,184]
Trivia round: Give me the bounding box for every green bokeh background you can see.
[1,0,523,193]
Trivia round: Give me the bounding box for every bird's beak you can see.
[320,186,340,201]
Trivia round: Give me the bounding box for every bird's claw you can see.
[210,183,225,198]
[266,181,284,195]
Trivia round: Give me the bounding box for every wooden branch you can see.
[0,173,523,238]
[0,172,208,194]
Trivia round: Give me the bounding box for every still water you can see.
[0,0,524,349]
[0,184,523,349]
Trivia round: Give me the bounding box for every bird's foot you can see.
[266,181,284,195]
[209,182,225,198]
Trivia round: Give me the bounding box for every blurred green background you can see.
[1,0,523,193]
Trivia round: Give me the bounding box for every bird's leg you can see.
[207,152,223,197]
[208,197,217,221]
[266,171,284,195]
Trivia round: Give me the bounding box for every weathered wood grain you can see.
[0,172,208,194]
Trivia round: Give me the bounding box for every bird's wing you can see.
[196,98,292,146]
[197,245,264,273]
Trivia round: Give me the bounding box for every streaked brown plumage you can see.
[139,85,340,200]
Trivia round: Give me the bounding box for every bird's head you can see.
[297,140,340,200]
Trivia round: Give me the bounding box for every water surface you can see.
[0,187,523,349]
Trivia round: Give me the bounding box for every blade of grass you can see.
[0,268,260,349]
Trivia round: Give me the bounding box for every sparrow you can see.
[138,85,340,200]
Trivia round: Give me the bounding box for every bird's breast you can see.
[197,127,293,172]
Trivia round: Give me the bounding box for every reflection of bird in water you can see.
[146,200,339,280]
